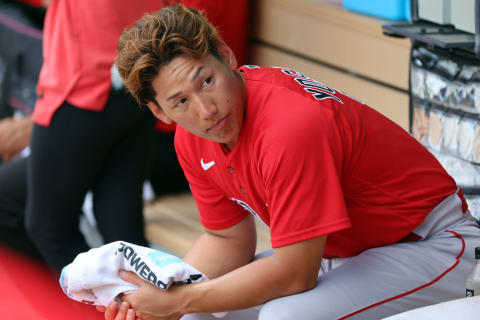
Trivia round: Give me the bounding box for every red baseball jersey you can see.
[175,65,457,258]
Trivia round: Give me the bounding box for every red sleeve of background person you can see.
[180,0,249,65]
[17,0,44,7]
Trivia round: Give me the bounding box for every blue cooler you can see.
[343,0,411,21]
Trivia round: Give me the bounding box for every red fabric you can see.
[180,0,249,66]
[175,66,457,258]
[0,245,103,319]
[155,120,177,133]
[458,188,468,213]
[17,0,43,7]
[33,0,171,127]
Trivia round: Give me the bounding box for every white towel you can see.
[60,241,226,318]
[60,241,207,306]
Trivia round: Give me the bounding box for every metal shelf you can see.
[382,0,480,56]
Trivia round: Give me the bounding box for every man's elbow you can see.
[283,274,318,296]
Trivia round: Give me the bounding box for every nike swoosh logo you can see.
[201,158,215,171]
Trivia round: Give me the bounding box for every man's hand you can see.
[0,116,33,162]
[116,271,184,320]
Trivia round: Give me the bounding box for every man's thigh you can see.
[181,217,478,320]
[259,226,476,320]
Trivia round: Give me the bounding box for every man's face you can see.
[148,46,245,150]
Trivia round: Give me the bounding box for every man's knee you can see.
[259,298,344,320]
[258,282,350,320]
[259,300,297,320]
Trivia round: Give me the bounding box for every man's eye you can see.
[174,98,187,108]
[204,77,212,86]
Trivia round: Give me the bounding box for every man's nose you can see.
[196,96,218,119]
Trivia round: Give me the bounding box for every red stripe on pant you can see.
[338,230,465,320]
[457,188,468,213]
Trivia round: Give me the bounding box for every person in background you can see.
[22,0,170,271]
[0,0,45,259]
[99,4,480,320]
[0,0,249,271]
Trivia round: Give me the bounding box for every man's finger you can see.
[119,292,134,306]
[115,302,131,320]
[126,308,136,320]
[119,270,144,286]
[104,300,119,320]
[96,305,107,312]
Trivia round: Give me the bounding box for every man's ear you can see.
[146,101,172,124]
[217,41,238,70]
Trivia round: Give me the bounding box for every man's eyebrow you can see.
[166,66,204,102]
[167,92,181,102]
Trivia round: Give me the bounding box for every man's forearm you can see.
[178,254,315,315]
[183,230,256,279]
[178,236,326,315]
[0,116,33,161]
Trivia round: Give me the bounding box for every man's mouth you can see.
[208,114,229,132]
